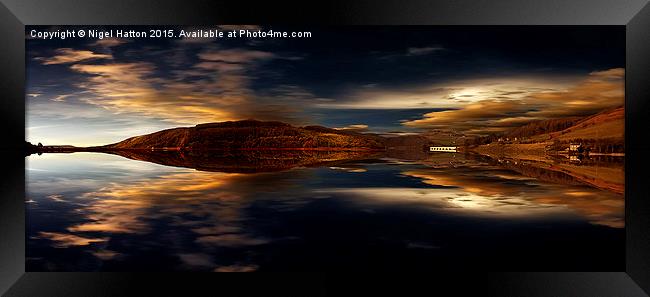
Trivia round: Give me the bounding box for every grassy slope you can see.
[550,106,624,141]
[103,120,386,150]
[471,106,624,157]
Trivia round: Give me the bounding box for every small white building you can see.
[429,146,457,153]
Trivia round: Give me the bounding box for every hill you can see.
[101,120,386,150]
[502,117,582,139]
[469,106,625,158]
[548,106,624,141]
[468,106,624,146]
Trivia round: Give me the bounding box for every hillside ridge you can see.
[101,119,387,151]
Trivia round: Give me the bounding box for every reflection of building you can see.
[430,146,457,152]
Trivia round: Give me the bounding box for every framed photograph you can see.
[1,0,649,296]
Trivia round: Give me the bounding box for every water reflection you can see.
[401,168,623,228]
[106,149,382,173]
[26,151,624,271]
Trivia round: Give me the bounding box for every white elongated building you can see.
[429,146,457,152]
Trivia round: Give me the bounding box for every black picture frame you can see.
[1,0,650,296]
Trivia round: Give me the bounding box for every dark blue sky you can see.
[26,26,625,146]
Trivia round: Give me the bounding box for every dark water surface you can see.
[26,152,624,271]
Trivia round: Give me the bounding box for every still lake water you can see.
[26,152,624,271]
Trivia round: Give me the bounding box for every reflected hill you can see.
[462,153,624,195]
[382,150,624,195]
[106,149,384,173]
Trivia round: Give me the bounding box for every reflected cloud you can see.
[47,194,68,202]
[52,163,297,266]
[179,253,215,267]
[92,249,121,260]
[69,171,243,235]
[27,151,624,272]
[533,190,624,228]
[321,187,565,218]
[196,234,269,247]
[401,166,624,228]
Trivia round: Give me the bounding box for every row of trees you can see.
[504,117,581,139]
[549,138,624,154]
[463,117,583,146]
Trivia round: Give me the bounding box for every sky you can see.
[26,26,625,146]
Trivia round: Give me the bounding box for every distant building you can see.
[569,143,581,152]
[430,146,457,152]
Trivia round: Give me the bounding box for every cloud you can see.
[69,61,236,125]
[198,48,275,63]
[401,68,624,134]
[51,94,72,102]
[92,250,121,260]
[35,48,112,65]
[526,68,624,118]
[406,46,445,56]
[37,231,107,248]
[32,40,310,140]
[376,45,446,60]
[47,194,68,202]
[73,44,309,126]
[195,234,269,247]
[334,124,369,132]
[179,253,215,267]
[92,38,128,48]
[317,75,577,110]
[403,100,531,130]
[214,264,259,272]
[216,25,263,31]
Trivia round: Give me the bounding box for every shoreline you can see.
[467,143,625,160]
[30,146,387,154]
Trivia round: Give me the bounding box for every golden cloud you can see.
[37,231,107,248]
[318,76,577,110]
[57,46,302,126]
[404,100,530,129]
[198,48,275,63]
[69,62,237,125]
[402,68,624,134]
[92,38,128,48]
[36,48,112,65]
[526,68,624,118]
[214,264,259,272]
[334,124,369,132]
